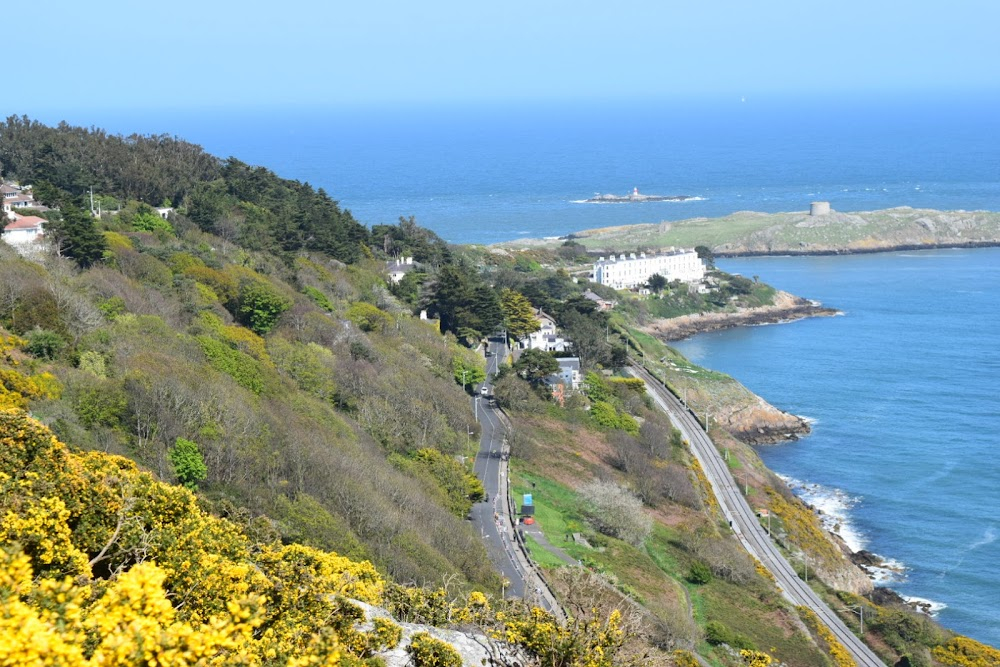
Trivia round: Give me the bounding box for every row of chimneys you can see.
[597,248,681,262]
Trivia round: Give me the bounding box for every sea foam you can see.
[778,474,866,553]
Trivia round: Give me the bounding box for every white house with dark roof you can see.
[386,256,415,284]
[521,308,569,352]
[549,357,581,390]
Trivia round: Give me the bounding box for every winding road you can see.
[629,362,885,667]
[468,339,562,616]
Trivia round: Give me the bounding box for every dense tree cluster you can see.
[0,115,218,205]
[185,159,369,264]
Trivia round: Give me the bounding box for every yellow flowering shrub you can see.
[407,632,462,667]
[932,636,1000,667]
[0,409,636,667]
[672,649,700,667]
[0,409,385,665]
[493,606,625,667]
[797,606,857,667]
[740,649,773,666]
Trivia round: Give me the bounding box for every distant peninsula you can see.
[578,187,698,204]
[502,205,1000,256]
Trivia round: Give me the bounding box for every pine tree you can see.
[47,202,107,268]
[499,288,540,342]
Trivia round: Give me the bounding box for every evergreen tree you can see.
[47,202,107,268]
[647,273,668,293]
[499,288,540,342]
[470,285,503,336]
[513,348,560,386]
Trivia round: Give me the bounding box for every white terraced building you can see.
[592,248,705,290]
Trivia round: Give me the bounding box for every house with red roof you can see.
[2,215,46,250]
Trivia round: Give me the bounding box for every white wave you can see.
[860,555,908,586]
[901,594,947,617]
[800,415,819,426]
[777,474,866,552]
[969,525,997,550]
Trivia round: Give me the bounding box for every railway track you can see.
[629,362,885,667]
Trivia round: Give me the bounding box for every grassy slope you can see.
[499,207,1000,255]
[506,411,830,667]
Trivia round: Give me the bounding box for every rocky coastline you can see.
[715,238,1000,258]
[643,290,839,343]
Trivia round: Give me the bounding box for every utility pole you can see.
[89,186,95,217]
[841,605,864,635]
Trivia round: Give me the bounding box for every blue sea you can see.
[78,93,1000,245]
[673,250,1000,648]
[58,94,1000,645]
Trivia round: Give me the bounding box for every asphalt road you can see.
[467,339,565,616]
[468,340,526,598]
[630,363,885,667]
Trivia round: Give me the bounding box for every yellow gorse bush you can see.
[931,636,1000,667]
[0,406,635,667]
[0,408,383,665]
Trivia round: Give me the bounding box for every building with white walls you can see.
[592,248,705,290]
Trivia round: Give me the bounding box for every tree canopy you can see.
[499,288,539,342]
[513,348,560,386]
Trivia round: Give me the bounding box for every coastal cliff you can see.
[651,346,812,445]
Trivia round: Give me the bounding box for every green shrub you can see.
[169,437,208,490]
[303,286,334,311]
[74,380,128,429]
[347,302,392,333]
[705,620,756,650]
[234,279,291,335]
[688,560,713,585]
[24,329,67,359]
[77,350,107,378]
[98,296,127,320]
[198,336,265,394]
[590,400,620,429]
[132,211,174,235]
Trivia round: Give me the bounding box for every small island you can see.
[580,187,697,203]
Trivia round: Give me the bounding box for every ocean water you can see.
[72,95,1000,644]
[85,93,1000,245]
[672,249,1000,647]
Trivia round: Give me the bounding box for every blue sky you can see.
[15,0,1000,116]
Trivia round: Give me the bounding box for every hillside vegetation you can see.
[4,118,1000,666]
[0,407,634,666]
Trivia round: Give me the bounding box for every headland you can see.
[499,206,1000,256]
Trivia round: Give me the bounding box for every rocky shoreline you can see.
[643,290,840,342]
[715,238,1000,258]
